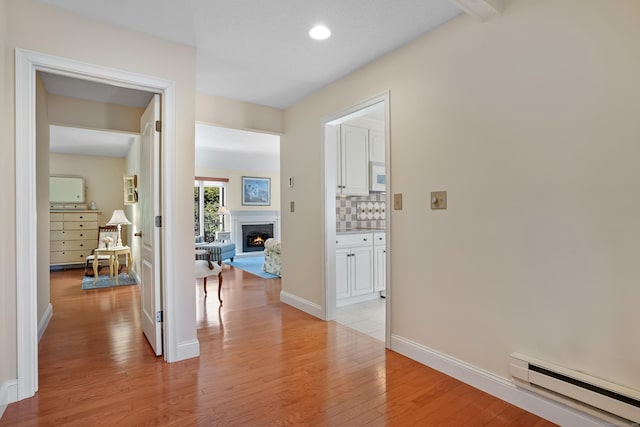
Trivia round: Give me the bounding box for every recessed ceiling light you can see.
[309,25,331,40]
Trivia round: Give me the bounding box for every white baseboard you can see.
[0,380,7,419]
[5,380,17,405]
[176,339,200,361]
[132,270,141,284]
[390,335,607,427]
[38,303,53,342]
[280,291,323,319]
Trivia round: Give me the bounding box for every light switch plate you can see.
[290,201,295,212]
[430,191,447,209]
[393,193,403,210]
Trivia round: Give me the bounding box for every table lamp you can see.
[107,209,132,247]
[218,206,229,231]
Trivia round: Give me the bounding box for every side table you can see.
[215,231,231,242]
[93,246,133,285]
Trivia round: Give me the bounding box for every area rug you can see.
[82,273,138,290]
[225,255,280,279]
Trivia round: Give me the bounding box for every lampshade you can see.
[106,209,131,248]
[107,210,132,225]
[218,206,229,215]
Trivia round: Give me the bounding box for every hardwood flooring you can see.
[1,266,556,426]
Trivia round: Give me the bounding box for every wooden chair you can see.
[195,249,223,304]
[84,225,119,276]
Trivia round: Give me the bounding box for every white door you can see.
[139,94,162,356]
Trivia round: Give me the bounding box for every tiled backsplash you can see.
[336,193,386,230]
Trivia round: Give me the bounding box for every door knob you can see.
[134,232,143,237]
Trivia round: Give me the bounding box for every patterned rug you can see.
[82,273,138,290]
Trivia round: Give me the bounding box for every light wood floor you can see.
[1,267,556,426]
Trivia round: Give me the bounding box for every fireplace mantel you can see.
[229,210,280,256]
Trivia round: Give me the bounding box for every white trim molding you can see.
[176,340,200,362]
[0,380,7,418]
[390,335,607,427]
[280,291,323,319]
[37,303,53,342]
[1,379,18,417]
[321,91,391,345]
[14,48,182,401]
[449,0,503,21]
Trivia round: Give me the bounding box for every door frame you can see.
[15,48,179,400]
[321,91,391,348]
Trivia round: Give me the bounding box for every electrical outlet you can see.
[393,193,403,210]
[430,191,447,210]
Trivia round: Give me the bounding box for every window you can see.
[194,178,227,242]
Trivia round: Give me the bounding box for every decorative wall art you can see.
[242,176,271,206]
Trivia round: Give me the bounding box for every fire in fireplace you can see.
[242,224,274,252]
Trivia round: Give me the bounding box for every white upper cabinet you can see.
[368,129,385,163]
[337,124,369,196]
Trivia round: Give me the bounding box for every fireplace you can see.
[242,224,274,253]
[231,210,280,255]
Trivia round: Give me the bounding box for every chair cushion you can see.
[195,260,221,279]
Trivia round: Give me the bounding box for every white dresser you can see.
[50,210,101,266]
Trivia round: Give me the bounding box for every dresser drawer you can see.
[50,249,92,264]
[50,221,63,231]
[63,221,98,230]
[50,213,64,222]
[50,229,98,241]
[63,212,98,222]
[50,240,93,251]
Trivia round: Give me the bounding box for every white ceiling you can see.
[50,125,137,158]
[36,0,464,109]
[195,125,280,172]
[40,73,153,108]
[37,0,493,168]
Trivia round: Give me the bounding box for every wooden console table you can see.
[93,246,132,285]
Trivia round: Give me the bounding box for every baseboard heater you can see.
[509,353,640,424]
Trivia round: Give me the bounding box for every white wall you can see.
[2,0,198,385]
[194,93,283,231]
[48,94,144,133]
[282,0,640,394]
[125,136,141,276]
[49,153,127,235]
[195,166,280,214]
[196,93,284,134]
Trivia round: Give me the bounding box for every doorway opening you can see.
[15,49,179,401]
[322,92,390,348]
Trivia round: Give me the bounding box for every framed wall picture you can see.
[242,176,271,206]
